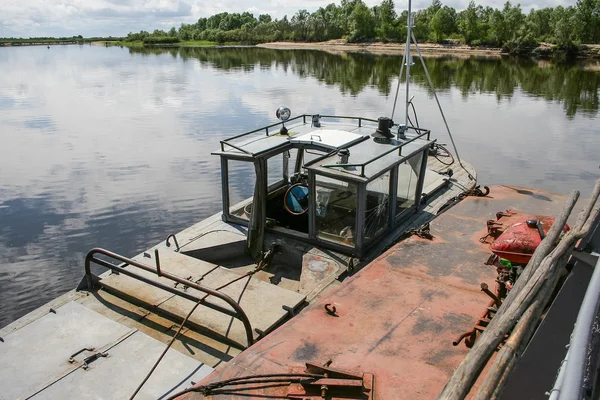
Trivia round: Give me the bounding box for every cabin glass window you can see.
[396,152,423,216]
[302,149,328,170]
[267,152,288,191]
[227,160,255,220]
[315,175,357,247]
[365,171,391,242]
[287,149,301,177]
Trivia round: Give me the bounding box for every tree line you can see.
[0,36,122,46]
[124,0,600,50]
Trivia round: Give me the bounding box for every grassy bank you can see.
[5,35,598,61]
[108,37,600,61]
[1,37,121,46]
[109,39,217,48]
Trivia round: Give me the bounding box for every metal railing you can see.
[319,128,431,177]
[549,255,600,400]
[219,114,380,154]
[84,248,254,348]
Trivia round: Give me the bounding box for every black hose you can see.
[164,373,323,400]
[409,100,420,128]
[431,143,455,166]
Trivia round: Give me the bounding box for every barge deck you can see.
[182,185,577,399]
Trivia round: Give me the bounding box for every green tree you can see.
[503,2,525,43]
[291,9,310,40]
[458,1,479,44]
[340,0,361,35]
[258,14,272,24]
[128,0,600,50]
[348,1,376,42]
[430,6,456,42]
[374,0,398,42]
[575,0,600,43]
[553,6,577,45]
[527,8,553,41]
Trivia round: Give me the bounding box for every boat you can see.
[1,1,599,399]
[0,102,483,398]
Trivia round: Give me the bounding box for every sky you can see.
[0,0,578,38]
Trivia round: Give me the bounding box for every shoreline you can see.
[258,40,600,60]
[257,40,505,57]
[8,39,598,61]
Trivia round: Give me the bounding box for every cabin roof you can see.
[213,117,432,181]
[305,133,429,181]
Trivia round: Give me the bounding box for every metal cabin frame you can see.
[214,115,432,258]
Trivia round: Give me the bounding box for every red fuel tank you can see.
[490,215,570,264]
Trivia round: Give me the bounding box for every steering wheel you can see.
[284,183,309,215]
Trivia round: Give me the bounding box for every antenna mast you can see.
[404,0,413,129]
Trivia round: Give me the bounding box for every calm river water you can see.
[0,44,598,327]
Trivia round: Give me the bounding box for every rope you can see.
[128,252,272,400]
[390,51,406,121]
[410,31,474,181]
[431,143,455,166]
[390,31,472,182]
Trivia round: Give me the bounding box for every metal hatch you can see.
[0,301,213,400]
[289,129,365,150]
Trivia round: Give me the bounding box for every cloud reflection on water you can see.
[0,45,598,327]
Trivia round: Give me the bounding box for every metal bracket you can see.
[82,351,109,370]
[166,234,180,252]
[324,304,338,317]
[288,363,374,399]
[69,347,95,364]
[282,305,296,317]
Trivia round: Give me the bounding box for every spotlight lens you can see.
[276,106,291,121]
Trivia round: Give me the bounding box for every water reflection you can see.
[0,45,597,328]
[129,46,600,118]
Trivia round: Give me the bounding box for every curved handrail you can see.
[165,234,180,252]
[84,247,254,348]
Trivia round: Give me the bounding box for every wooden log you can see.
[573,179,600,233]
[477,180,600,398]
[437,180,600,400]
[475,251,571,400]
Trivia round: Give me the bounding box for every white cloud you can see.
[0,0,579,38]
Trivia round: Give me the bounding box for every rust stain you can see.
[183,185,570,400]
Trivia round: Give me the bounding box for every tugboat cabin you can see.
[213,110,434,258]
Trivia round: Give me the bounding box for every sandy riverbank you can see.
[257,39,505,57]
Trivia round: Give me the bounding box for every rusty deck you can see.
[182,185,572,399]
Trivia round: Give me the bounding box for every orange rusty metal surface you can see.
[181,185,570,400]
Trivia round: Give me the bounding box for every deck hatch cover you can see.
[0,301,213,400]
[29,330,214,400]
[290,130,365,150]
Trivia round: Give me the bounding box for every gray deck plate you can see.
[99,250,306,345]
[30,330,213,400]
[0,301,213,400]
[0,302,132,400]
